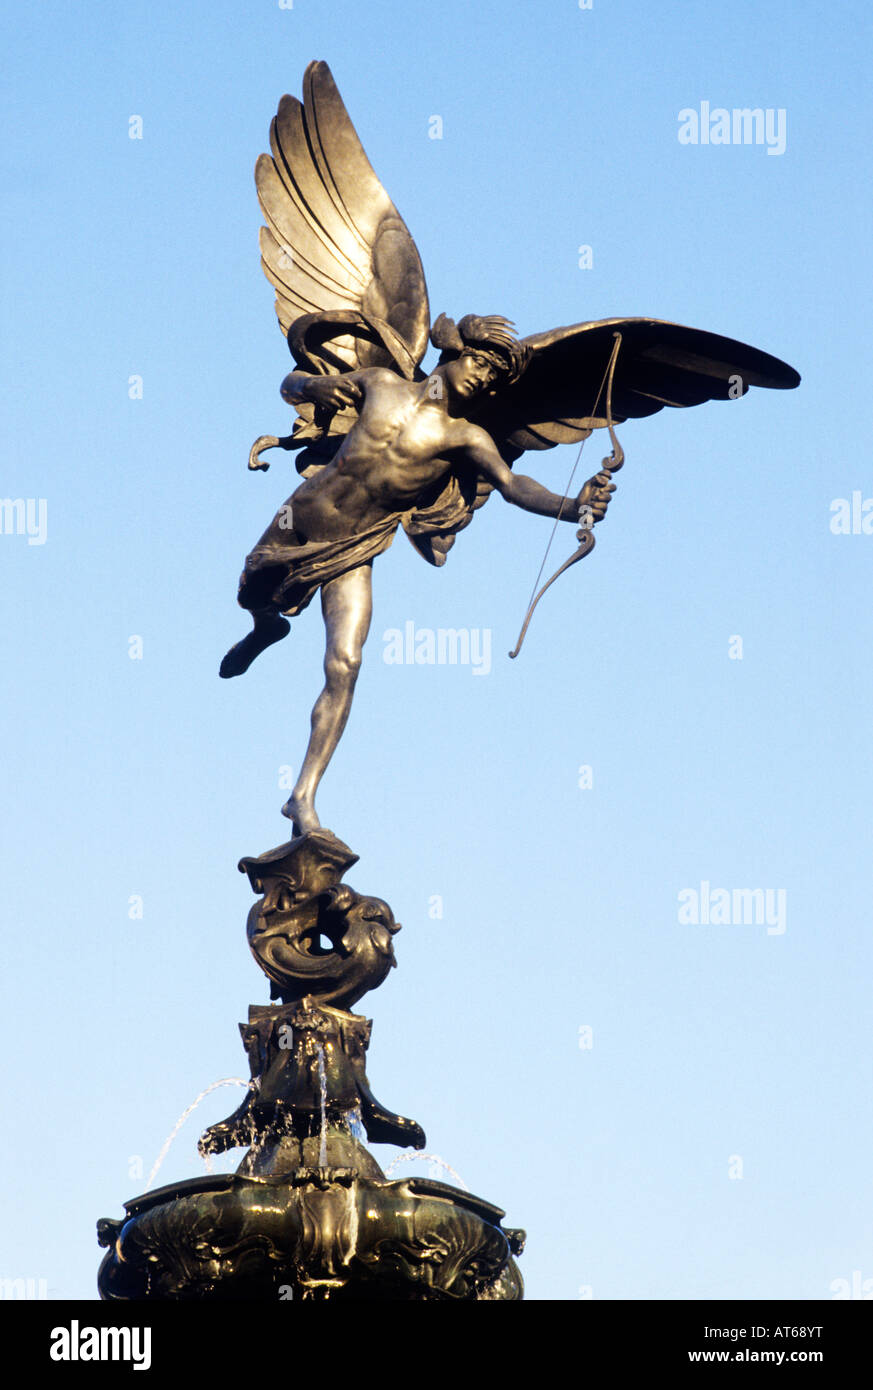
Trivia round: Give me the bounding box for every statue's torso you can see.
[292,371,472,540]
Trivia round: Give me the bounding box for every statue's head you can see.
[441,350,503,400]
[431,313,530,400]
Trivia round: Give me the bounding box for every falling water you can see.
[344,1105,366,1141]
[384,1151,469,1191]
[316,1046,328,1167]
[242,1130,269,1176]
[145,1077,249,1191]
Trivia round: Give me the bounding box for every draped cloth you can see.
[237,469,485,617]
[238,513,401,617]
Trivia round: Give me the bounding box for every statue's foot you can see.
[282,794,320,836]
[219,617,290,678]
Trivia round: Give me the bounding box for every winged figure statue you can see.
[220,61,800,836]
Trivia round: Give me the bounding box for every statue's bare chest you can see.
[355,383,461,472]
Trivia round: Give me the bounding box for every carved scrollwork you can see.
[240,830,400,1009]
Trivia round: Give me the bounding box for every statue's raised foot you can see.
[219,613,290,678]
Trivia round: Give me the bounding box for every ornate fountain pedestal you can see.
[97,1171,523,1301]
[97,831,524,1300]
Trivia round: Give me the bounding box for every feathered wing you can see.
[472,317,800,461]
[404,316,800,566]
[257,60,430,382]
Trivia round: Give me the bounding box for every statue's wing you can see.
[256,61,430,379]
[471,317,801,463]
[406,316,799,568]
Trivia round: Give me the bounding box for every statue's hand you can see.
[304,376,363,412]
[575,470,616,526]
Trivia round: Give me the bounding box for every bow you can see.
[508,332,624,659]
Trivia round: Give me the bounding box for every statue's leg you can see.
[282,563,373,834]
[219,607,290,678]
[220,560,293,679]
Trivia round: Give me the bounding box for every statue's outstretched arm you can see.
[463,431,582,522]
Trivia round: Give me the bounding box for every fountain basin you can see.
[97,1171,524,1301]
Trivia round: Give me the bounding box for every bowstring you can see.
[515,343,618,622]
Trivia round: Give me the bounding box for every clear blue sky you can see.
[2,0,871,1301]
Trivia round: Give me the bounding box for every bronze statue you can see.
[98,60,801,1305]
[220,61,799,838]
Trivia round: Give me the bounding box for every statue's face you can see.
[443,352,499,400]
